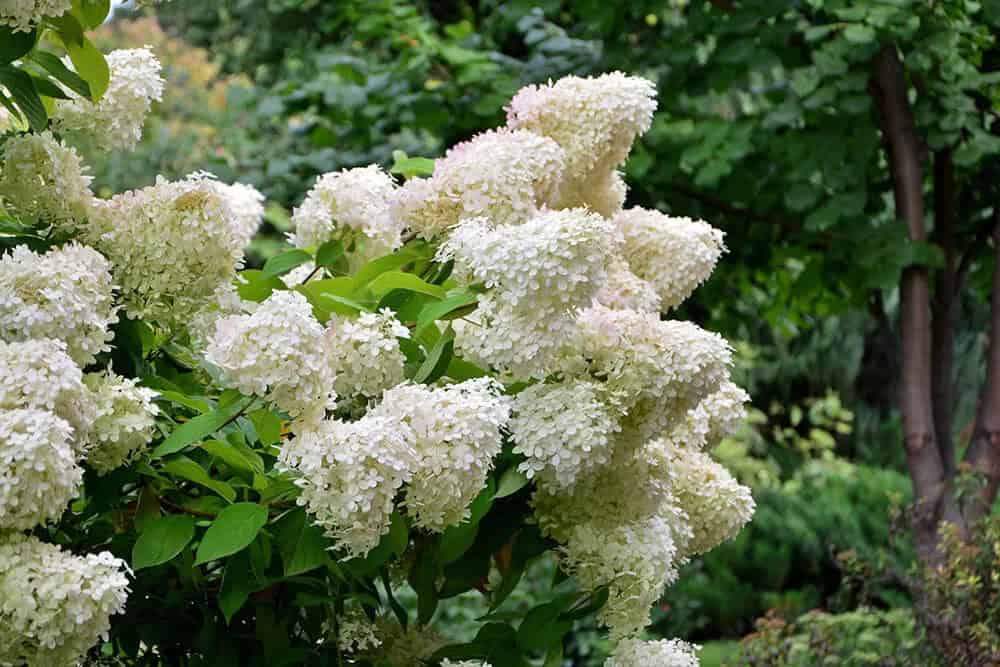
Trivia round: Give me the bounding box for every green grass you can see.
[699,639,741,666]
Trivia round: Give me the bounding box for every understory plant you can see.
[0,3,755,666]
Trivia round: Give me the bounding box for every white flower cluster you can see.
[280,379,509,554]
[327,309,409,399]
[0,534,129,667]
[187,282,250,350]
[669,380,750,451]
[90,173,245,326]
[596,259,661,313]
[0,338,93,443]
[373,379,510,532]
[391,128,565,238]
[605,638,701,667]
[506,72,656,216]
[0,0,70,32]
[668,443,755,558]
[563,305,732,444]
[82,370,160,474]
[442,209,617,378]
[442,661,494,667]
[0,408,81,530]
[509,380,620,489]
[53,47,164,150]
[279,414,415,557]
[218,181,266,248]
[206,290,335,416]
[614,208,726,309]
[291,166,401,267]
[332,608,382,654]
[0,131,93,233]
[0,243,117,365]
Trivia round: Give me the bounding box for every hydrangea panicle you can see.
[82,370,160,474]
[326,309,409,399]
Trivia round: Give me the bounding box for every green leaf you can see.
[72,0,111,29]
[415,291,478,336]
[262,248,312,278]
[51,17,108,100]
[0,28,36,64]
[276,509,330,576]
[495,467,530,499]
[517,594,577,651]
[314,239,344,268]
[132,515,196,570]
[408,543,440,625]
[367,270,447,300]
[351,247,428,289]
[195,503,269,565]
[31,74,70,99]
[151,397,251,458]
[390,150,436,178]
[162,456,237,502]
[296,276,358,320]
[414,326,454,384]
[843,24,876,44]
[249,409,283,447]
[0,66,47,130]
[219,551,255,623]
[236,269,287,303]
[201,439,260,477]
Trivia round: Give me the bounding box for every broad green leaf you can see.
[201,439,260,477]
[408,543,439,625]
[0,28,36,64]
[162,456,237,502]
[390,150,435,178]
[31,74,70,99]
[276,509,330,576]
[414,326,454,384]
[132,515,196,570]
[219,551,255,623]
[151,397,251,458]
[366,270,447,300]
[314,239,344,268]
[495,467,530,499]
[51,17,109,100]
[351,248,427,289]
[516,594,577,651]
[236,269,287,302]
[195,503,269,565]
[262,248,312,278]
[415,291,478,336]
[0,66,46,130]
[72,0,111,28]
[249,409,283,447]
[155,390,211,414]
[296,276,358,320]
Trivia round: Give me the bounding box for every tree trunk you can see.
[871,45,960,563]
[962,217,1000,522]
[932,150,957,477]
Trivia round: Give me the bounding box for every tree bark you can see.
[872,46,959,562]
[962,216,1000,522]
[932,150,957,476]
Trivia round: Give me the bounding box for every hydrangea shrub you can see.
[0,5,754,666]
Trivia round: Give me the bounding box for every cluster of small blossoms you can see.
[290,165,402,267]
[605,638,701,667]
[667,380,751,451]
[596,258,662,313]
[216,181,266,248]
[442,661,494,667]
[206,290,335,416]
[372,379,511,532]
[440,209,618,378]
[0,339,93,443]
[391,128,565,238]
[506,72,656,214]
[52,47,165,150]
[613,208,726,309]
[279,414,417,557]
[82,370,160,474]
[667,443,756,558]
[0,0,70,32]
[0,243,118,365]
[326,309,409,399]
[89,172,245,327]
[0,534,130,667]
[0,131,93,233]
[370,618,446,667]
[565,305,733,440]
[330,608,382,654]
[0,408,81,530]
[509,380,620,489]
